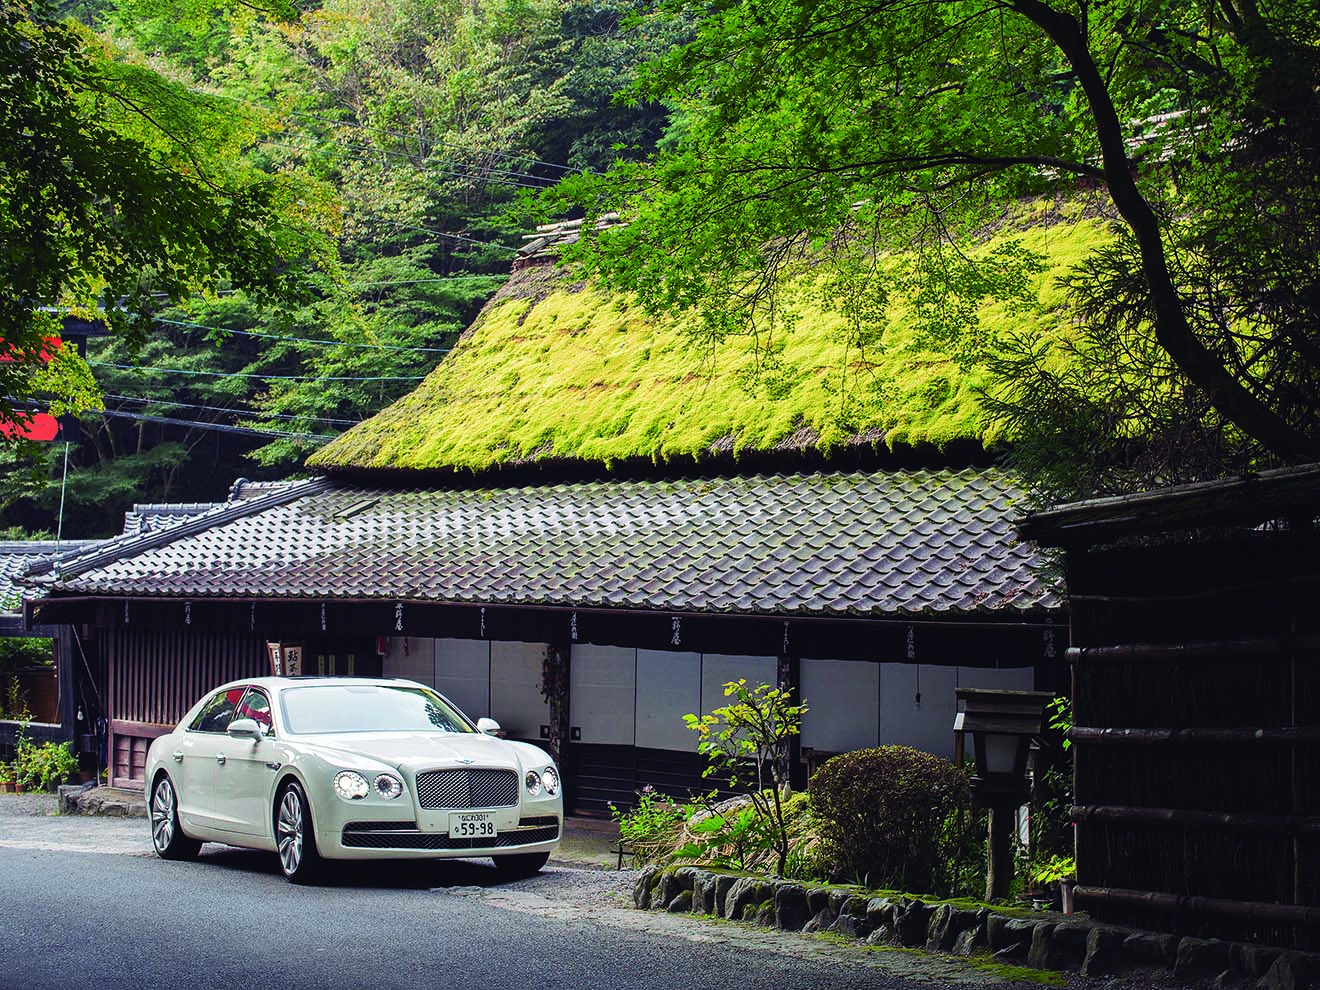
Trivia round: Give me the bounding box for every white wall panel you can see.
[800,658,879,754]
[569,645,637,746]
[383,636,434,685]
[490,641,548,740]
[434,638,492,722]
[878,662,960,758]
[635,650,701,752]
[701,654,777,716]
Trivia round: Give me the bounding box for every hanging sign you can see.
[266,642,304,676]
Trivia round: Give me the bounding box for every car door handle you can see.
[216,754,226,765]
[172,751,183,763]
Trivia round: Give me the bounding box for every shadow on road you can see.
[195,844,535,889]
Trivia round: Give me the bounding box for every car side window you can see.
[189,687,245,733]
[234,688,275,737]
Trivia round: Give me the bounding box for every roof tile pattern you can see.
[1,541,101,615]
[41,470,1059,617]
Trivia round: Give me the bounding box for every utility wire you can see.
[95,406,334,442]
[368,217,519,251]
[102,393,361,428]
[88,361,426,383]
[153,318,456,355]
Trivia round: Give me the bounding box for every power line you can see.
[88,361,426,383]
[350,275,497,287]
[367,217,519,251]
[95,407,334,442]
[102,393,361,428]
[153,318,455,355]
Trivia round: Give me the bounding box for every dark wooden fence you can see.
[1054,529,1320,949]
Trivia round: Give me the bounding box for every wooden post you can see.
[986,801,1017,902]
[778,652,804,791]
[540,643,571,803]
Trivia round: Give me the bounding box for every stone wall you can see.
[633,865,1319,990]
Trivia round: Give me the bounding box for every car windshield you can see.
[279,684,476,735]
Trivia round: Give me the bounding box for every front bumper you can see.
[311,763,563,860]
[335,815,561,854]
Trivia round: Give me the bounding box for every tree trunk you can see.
[1012,0,1320,463]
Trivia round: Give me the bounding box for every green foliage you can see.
[1030,855,1075,887]
[682,679,806,876]
[0,638,53,670]
[672,799,773,873]
[609,787,688,867]
[551,0,1320,489]
[809,746,974,896]
[12,736,79,791]
[1047,697,1072,751]
[5,0,689,533]
[672,790,828,881]
[1,0,340,435]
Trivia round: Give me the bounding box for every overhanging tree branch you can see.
[1011,0,1320,463]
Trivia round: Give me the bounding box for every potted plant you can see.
[0,762,15,793]
[1030,855,1077,914]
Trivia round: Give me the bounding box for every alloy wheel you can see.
[277,788,304,875]
[151,778,177,854]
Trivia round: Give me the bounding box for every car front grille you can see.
[341,819,560,850]
[415,767,520,809]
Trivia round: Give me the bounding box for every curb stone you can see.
[637,866,1320,988]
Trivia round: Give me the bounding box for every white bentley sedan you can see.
[145,677,563,883]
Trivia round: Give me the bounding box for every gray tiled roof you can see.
[30,469,1059,618]
[1,540,102,621]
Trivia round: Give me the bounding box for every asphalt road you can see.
[0,796,1035,990]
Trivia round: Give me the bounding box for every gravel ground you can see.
[0,792,1206,989]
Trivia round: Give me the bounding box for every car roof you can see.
[210,675,427,694]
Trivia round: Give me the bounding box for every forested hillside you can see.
[5,0,1315,535]
[2,0,685,536]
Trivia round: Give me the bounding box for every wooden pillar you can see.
[778,650,804,792]
[986,801,1017,902]
[540,643,572,800]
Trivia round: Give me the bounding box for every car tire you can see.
[275,780,323,884]
[493,851,550,879]
[149,774,202,861]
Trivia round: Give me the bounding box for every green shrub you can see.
[809,745,973,896]
[13,738,79,791]
[610,787,689,866]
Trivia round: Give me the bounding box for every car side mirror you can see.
[227,718,263,740]
[476,717,502,736]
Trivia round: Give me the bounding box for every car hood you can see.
[294,731,535,773]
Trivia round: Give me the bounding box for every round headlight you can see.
[374,774,403,800]
[541,767,559,796]
[524,769,542,796]
[333,770,369,800]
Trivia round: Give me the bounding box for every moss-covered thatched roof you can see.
[308,209,1105,477]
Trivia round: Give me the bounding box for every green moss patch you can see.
[310,215,1107,474]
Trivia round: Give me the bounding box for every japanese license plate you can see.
[448,811,497,838]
